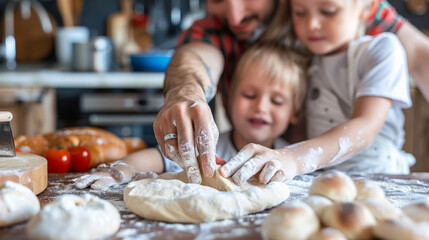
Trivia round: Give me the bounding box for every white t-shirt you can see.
[306,33,414,173]
[163,131,289,172]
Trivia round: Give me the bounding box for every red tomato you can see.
[215,155,227,165]
[68,146,91,172]
[44,148,71,173]
[15,148,21,152]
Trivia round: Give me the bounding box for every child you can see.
[219,0,415,186]
[75,44,308,189]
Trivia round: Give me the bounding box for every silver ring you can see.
[163,133,177,142]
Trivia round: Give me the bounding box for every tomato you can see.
[68,146,91,172]
[15,148,21,152]
[215,155,227,165]
[44,148,71,173]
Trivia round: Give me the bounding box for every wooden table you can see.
[1,172,429,240]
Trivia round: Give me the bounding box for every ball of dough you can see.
[308,227,347,240]
[309,170,357,202]
[373,218,429,240]
[360,199,406,222]
[303,195,333,219]
[354,179,386,201]
[0,181,40,227]
[262,201,320,240]
[402,199,429,223]
[26,194,120,240]
[322,201,376,240]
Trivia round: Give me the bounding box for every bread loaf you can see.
[402,199,429,223]
[15,127,127,168]
[373,218,429,240]
[354,179,386,201]
[303,195,333,219]
[308,227,347,240]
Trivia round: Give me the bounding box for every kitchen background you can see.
[0,0,429,170]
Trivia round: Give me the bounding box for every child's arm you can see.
[220,96,393,185]
[74,148,164,189]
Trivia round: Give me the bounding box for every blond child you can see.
[75,44,307,189]
[219,0,415,186]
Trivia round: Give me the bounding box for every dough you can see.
[354,179,386,201]
[303,195,333,219]
[124,177,289,223]
[0,181,40,227]
[308,227,347,240]
[360,199,406,222]
[309,170,357,202]
[373,218,429,240]
[261,201,320,240]
[26,194,120,240]
[402,199,429,223]
[322,201,376,240]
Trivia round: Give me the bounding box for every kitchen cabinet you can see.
[0,86,56,136]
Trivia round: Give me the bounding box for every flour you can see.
[299,147,324,173]
[329,137,352,166]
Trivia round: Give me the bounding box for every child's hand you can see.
[74,160,137,189]
[219,144,298,185]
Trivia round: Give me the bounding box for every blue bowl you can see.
[130,50,173,72]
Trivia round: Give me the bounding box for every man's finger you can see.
[177,116,201,184]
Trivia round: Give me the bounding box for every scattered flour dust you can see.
[42,171,429,239]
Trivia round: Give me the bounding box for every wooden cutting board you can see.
[0,8,57,62]
[0,153,48,195]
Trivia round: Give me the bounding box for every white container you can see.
[56,26,90,69]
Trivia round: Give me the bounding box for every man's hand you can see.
[153,99,219,184]
[220,144,298,185]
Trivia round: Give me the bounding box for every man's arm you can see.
[153,43,224,184]
[396,21,429,102]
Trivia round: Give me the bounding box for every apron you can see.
[306,41,415,174]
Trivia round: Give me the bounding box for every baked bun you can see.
[15,127,127,168]
[322,201,376,240]
[0,181,40,227]
[303,195,333,218]
[262,201,320,240]
[309,170,357,202]
[308,227,347,240]
[123,137,146,154]
[402,199,429,223]
[360,199,406,222]
[373,218,429,240]
[354,179,386,201]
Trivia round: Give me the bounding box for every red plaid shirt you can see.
[176,0,404,109]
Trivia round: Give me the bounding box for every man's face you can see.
[206,0,275,40]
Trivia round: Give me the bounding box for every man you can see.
[153,0,429,184]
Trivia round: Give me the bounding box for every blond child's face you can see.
[230,62,296,148]
[290,0,363,55]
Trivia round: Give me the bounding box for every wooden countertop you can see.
[1,172,429,239]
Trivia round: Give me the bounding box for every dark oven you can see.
[56,88,164,147]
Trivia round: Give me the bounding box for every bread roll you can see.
[360,199,406,222]
[322,201,376,240]
[303,195,333,219]
[15,127,128,168]
[354,179,386,201]
[309,170,357,202]
[373,218,429,240]
[308,228,347,240]
[261,201,320,240]
[0,181,40,227]
[402,199,429,223]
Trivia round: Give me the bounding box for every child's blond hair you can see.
[229,43,308,115]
